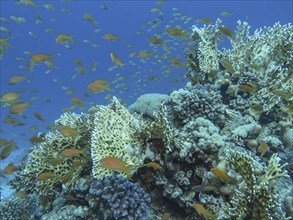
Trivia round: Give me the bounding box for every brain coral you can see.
[91,97,140,179]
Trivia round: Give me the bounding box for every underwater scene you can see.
[0,0,292,219]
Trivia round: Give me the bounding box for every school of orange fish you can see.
[0,0,238,218]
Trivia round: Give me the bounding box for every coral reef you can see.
[89,175,151,220]
[2,20,292,220]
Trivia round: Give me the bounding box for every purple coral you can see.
[89,175,151,220]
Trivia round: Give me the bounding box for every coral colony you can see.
[1,20,292,220]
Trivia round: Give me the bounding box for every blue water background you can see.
[0,0,292,197]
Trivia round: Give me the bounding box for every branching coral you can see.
[89,175,151,220]
[12,112,91,196]
[227,151,289,220]
[190,20,293,113]
[191,19,222,80]
[0,195,37,219]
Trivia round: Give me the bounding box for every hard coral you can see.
[0,195,37,220]
[13,112,91,197]
[227,151,289,220]
[89,175,151,220]
[90,97,141,180]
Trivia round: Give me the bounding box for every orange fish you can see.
[49,158,63,165]
[64,194,78,201]
[71,97,85,105]
[0,142,15,159]
[37,172,57,181]
[258,140,269,157]
[72,160,84,168]
[193,203,216,219]
[10,102,30,114]
[219,25,234,38]
[58,126,78,137]
[137,50,153,58]
[210,167,232,183]
[147,36,164,45]
[196,17,212,24]
[100,156,127,171]
[9,75,29,85]
[83,13,96,24]
[169,58,184,67]
[1,92,20,104]
[30,136,46,144]
[2,162,19,174]
[162,212,171,220]
[56,34,75,44]
[110,53,124,68]
[142,161,162,170]
[60,170,73,184]
[166,27,186,37]
[28,53,54,71]
[100,156,136,178]
[4,116,24,126]
[34,112,45,122]
[103,33,119,41]
[87,79,110,93]
[60,148,85,157]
